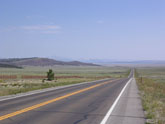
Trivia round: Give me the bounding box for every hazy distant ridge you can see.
[82,59,165,65]
[0,57,100,67]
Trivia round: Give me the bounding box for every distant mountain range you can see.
[0,57,100,68]
[1,57,165,68]
[82,59,165,66]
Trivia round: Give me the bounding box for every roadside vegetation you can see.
[135,67,165,124]
[46,69,55,81]
[0,66,130,96]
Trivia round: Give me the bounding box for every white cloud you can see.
[0,25,61,34]
[20,25,61,34]
[21,25,61,30]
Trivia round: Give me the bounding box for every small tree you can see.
[47,69,55,81]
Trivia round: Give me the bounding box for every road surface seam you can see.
[110,114,145,119]
[121,96,141,98]
[32,110,105,116]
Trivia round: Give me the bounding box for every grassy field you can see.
[0,66,129,77]
[0,66,130,96]
[135,67,165,124]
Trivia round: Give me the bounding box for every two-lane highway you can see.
[0,73,132,124]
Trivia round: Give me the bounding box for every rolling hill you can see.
[0,63,22,68]
[0,57,100,67]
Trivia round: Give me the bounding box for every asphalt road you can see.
[0,74,132,124]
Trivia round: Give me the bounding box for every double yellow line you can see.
[0,79,116,121]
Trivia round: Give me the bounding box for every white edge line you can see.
[100,78,133,124]
[0,78,111,102]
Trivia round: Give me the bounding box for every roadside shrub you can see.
[47,69,55,81]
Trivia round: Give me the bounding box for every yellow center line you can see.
[0,79,118,121]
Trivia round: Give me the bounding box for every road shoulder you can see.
[105,78,145,124]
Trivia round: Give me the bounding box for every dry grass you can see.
[0,66,130,96]
[0,78,94,96]
[135,68,165,124]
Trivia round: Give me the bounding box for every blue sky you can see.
[0,0,165,60]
